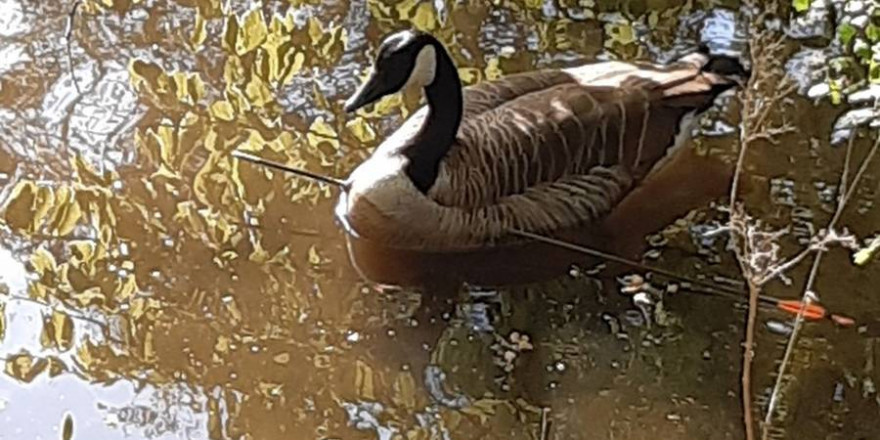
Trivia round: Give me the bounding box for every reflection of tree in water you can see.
[97,384,210,439]
[0,1,742,439]
[1,0,879,439]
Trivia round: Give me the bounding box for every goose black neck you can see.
[403,43,463,194]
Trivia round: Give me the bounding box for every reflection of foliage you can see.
[98,383,207,439]
[798,1,880,104]
[5,351,48,383]
[0,0,795,439]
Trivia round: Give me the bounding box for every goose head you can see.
[344,30,440,113]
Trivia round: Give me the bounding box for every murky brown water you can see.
[0,1,879,439]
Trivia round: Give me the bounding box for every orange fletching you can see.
[777,300,826,320]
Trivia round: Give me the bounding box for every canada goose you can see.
[333,29,747,253]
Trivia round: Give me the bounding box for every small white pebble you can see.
[851,15,869,28]
[346,331,361,343]
[633,292,653,307]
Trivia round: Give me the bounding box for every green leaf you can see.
[829,79,842,105]
[793,0,810,13]
[853,236,880,265]
[870,60,880,84]
[867,24,880,42]
[839,23,857,46]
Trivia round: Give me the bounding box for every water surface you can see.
[0,1,879,439]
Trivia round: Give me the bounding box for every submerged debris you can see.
[863,377,876,398]
[491,331,534,374]
[601,313,624,339]
[833,382,845,402]
[424,365,471,409]
[632,292,654,329]
[342,401,396,440]
[621,309,646,328]
[766,320,794,336]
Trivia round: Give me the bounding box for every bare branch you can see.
[727,2,796,438]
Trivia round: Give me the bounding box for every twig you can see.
[755,246,811,285]
[730,44,759,440]
[726,4,794,438]
[756,229,859,286]
[508,228,856,326]
[539,407,550,440]
[741,277,760,437]
[65,0,83,95]
[738,258,757,440]
[761,131,880,439]
[838,132,856,204]
[231,150,350,189]
[831,132,880,226]
[508,229,744,296]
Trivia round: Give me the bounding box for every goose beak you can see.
[344,73,385,113]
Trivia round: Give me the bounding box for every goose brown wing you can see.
[428,56,737,236]
[461,70,577,117]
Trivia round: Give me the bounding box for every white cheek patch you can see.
[404,45,437,89]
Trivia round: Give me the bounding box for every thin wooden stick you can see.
[726,8,794,438]
[231,150,350,190]
[508,229,743,296]
[540,407,550,440]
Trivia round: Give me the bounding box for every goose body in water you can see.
[336,30,747,253]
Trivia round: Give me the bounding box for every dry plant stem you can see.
[231,150,350,189]
[762,132,880,439]
[539,407,550,440]
[733,156,757,440]
[755,246,811,285]
[736,242,758,440]
[742,279,760,436]
[728,7,793,439]
[508,229,743,296]
[730,40,760,440]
